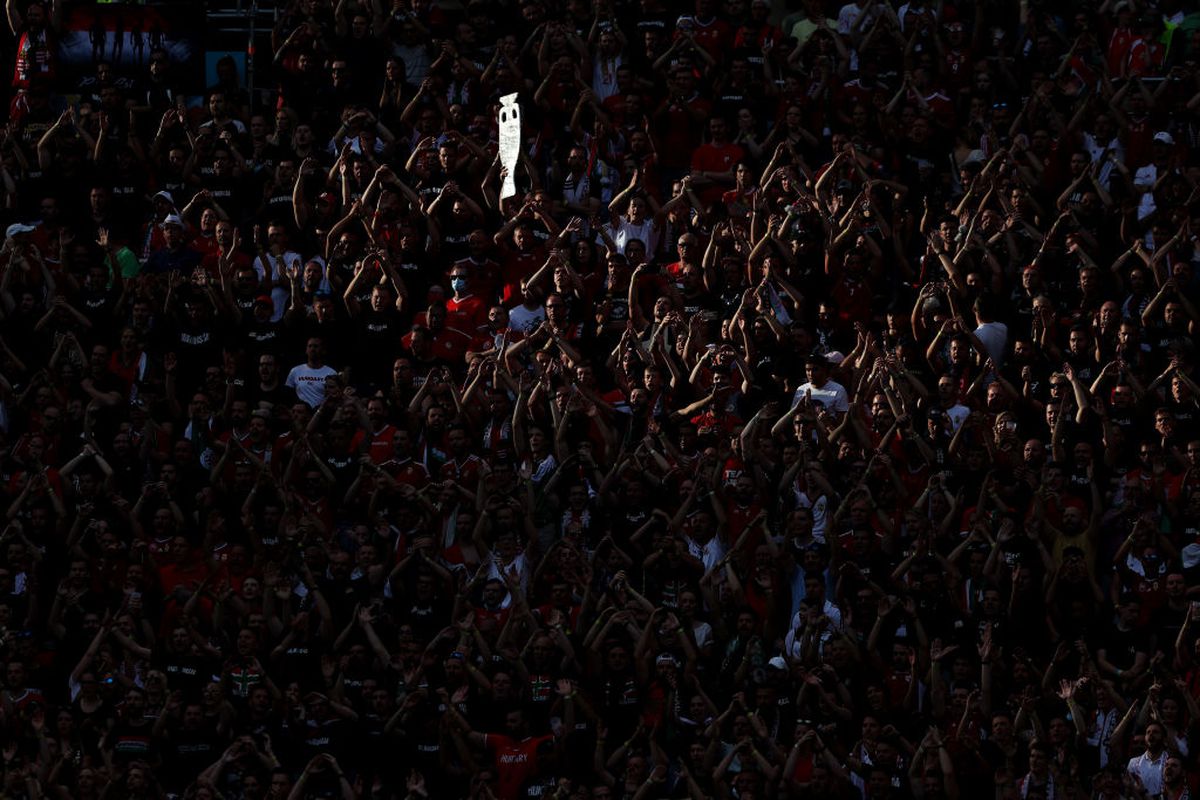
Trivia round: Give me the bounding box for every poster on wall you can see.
[56,3,203,88]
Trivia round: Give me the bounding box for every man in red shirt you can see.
[493,221,545,306]
[1106,2,1137,75]
[439,424,484,491]
[452,229,502,301]
[653,66,711,173]
[382,429,430,490]
[200,219,251,280]
[444,689,575,800]
[403,304,475,363]
[445,265,488,331]
[356,398,397,465]
[690,116,744,208]
[678,0,732,63]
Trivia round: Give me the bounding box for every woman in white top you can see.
[603,169,690,257]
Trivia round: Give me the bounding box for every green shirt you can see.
[105,246,141,280]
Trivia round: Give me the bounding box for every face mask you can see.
[451,277,467,293]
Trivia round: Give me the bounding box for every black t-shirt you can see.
[274,636,323,689]
[352,308,404,386]
[202,173,247,223]
[1101,625,1150,671]
[163,728,222,790]
[247,381,299,414]
[396,595,451,642]
[241,317,287,361]
[157,650,214,699]
[169,319,224,394]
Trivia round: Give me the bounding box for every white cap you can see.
[767,656,788,671]
[160,213,185,229]
[152,190,175,206]
[1153,131,1175,145]
[5,222,36,238]
[825,351,846,366]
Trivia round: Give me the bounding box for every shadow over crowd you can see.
[2,0,1200,797]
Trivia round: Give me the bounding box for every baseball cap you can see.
[254,294,273,306]
[160,214,184,229]
[152,190,175,206]
[1153,131,1175,145]
[767,656,788,671]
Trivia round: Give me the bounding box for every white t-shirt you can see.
[946,403,970,432]
[285,363,338,408]
[254,249,303,321]
[1127,750,1166,795]
[592,54,623,102]
[686,534,726,574]
[610,217,659,256]
[792,491,828,542]
[508,303,546,335]
[974,320,1009,365]
[791,379,849,414]
[837,2,873,34]
[1081,132,1122,190]
[1133,164,1158,221]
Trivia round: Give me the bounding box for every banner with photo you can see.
[56,3,204,89]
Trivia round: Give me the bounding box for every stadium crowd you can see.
[2,0,1200,797]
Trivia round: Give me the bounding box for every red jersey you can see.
[484,734,553,800]
[452,256,502,301]
[691,142,745,206]
[447,293,488,331]
[682,17,732,62]
[383,457,430,489]
[440,454,484,491]
[1126,37,1164,77]
[499,247,543,306]
[356,424,397,465]
[1107,26,1136,76]
[655,94,712,169]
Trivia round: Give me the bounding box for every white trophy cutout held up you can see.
[498,93,521,202]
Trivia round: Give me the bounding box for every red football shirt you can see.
[484,734,553,800]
